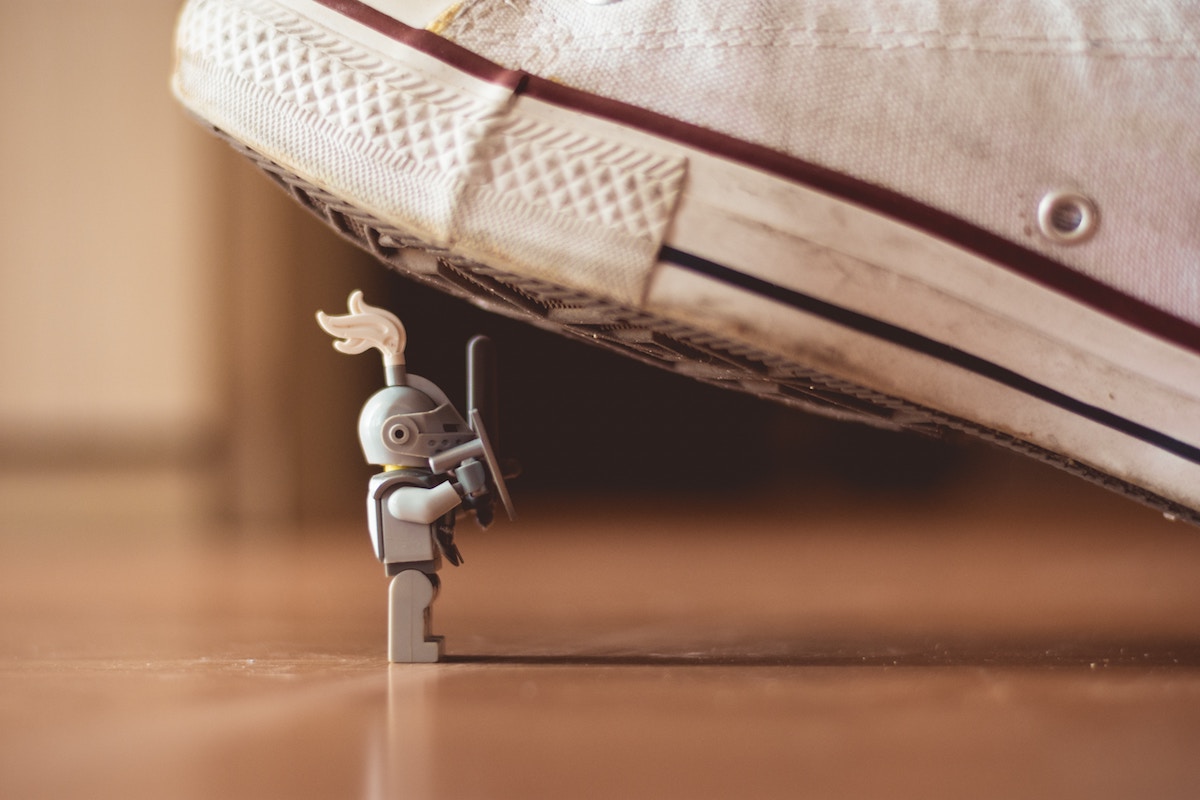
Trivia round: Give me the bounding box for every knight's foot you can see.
[173,0,1200,521]
[388,570,442,663]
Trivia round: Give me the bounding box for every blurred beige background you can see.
[0,1,395,530]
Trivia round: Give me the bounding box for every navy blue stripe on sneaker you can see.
[660,245,1200,467]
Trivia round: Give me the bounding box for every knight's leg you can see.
[388,570,443,663]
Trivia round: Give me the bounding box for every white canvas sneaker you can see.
[173,0,1200,520]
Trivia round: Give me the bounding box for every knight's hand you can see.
[463,490,495,529]
[453,459,489,499]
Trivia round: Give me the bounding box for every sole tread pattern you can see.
[228,133,1199,526]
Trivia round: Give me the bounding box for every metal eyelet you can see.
[1037,189,1098,245]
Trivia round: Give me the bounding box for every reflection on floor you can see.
[2,466,1199,799]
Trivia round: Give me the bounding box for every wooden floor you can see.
[2,465,1200,799]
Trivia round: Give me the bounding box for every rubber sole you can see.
[174,0,1200,522]
[223,134,1200,526]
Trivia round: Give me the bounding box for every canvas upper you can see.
[430,0,1200,326]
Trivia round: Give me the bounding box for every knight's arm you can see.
[385,483,463,524]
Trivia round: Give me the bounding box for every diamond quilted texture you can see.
[177,0,687,304]
[481,118,686,242]
[183,0,500,176]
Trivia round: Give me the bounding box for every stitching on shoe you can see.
[566,24,1199,47]
[544,25,1200,61]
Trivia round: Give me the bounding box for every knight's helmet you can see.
[316,291,474,468]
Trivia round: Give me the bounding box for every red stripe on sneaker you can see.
[316,0,525,88]
[316,0,1200,355]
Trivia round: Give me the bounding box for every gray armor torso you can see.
[367,470,453,572]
